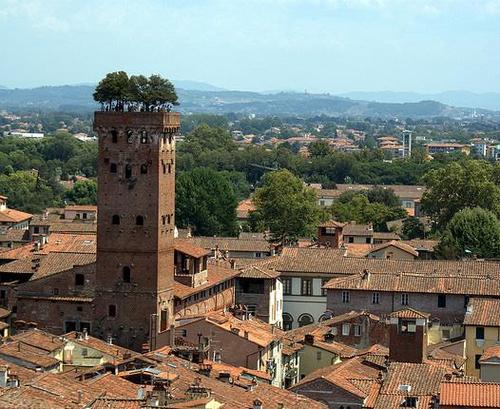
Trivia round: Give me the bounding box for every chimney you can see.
[253,399,263,409]
[83,328,89,340]
[107,335,113,345]
[0,366,8,388]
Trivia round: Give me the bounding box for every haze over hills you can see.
[0,83,498,119]
[340,90,500,111]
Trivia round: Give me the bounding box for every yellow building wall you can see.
[465,325,500,377]
[298,344,340,378]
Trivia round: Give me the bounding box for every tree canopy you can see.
[251,170,326,244]
[93,72,178,112]
[175,168,238,236]
[437,207,500,259]
[421,160,500,228]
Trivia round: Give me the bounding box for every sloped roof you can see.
[464,298,500,327]
[323,270,500,297]
[388,308,430,319]
[439,381,500,408]
[480,345,500,362]
[238,265,280,279]
[368,240,418,257]
[174,239,210,258]
[293,356,382,398]
[0,208,32,223]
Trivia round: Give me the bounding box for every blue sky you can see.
[1,0,500,93]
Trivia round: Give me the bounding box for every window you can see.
[282,278,292,295]
[160,309,169,332]
[125,164,132,179]
[140,164,148,174]
[255,252,262,258]
[400,320,416,333]
[283,313,293,330]
[108,305,116,317]
[298,314,314,327]
[81,348,88,357]
[403,397,417,408]
[122,266,131,283]
[324,227,336,235]
[401,293,409,306]
[348,237,354,243]
[33,226,40,234]
[353,324,361,337]
[372,292,380,304]
[65,321,77,332]
[82,213,87,220]
[140,131,148,144]
[136,215,144,226]
[110,163,117,173]
[111,130,118,143]
[322,278,329,296]
[316,351,322,360]
[342,323,350,336]
[126,130,134,143]
[112,215,120,225]
[438,294,447,308]
[301,278,312,296]
[76,306,83,312]
[365,237,371,244]
[75,273,85,286]
[475,354,482,369]
[476,327,485,340]
[342,291,350,303]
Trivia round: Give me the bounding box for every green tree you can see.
[251,170,326,244]
[93,71,130,110]
[129,74,178,111]
[366,186,400,207]
[66,179,97,205]
[308,140,331,157]
[182,124,235,154]
[437,207,500,259]
[402,217,426,239]
[176,168,238,236]
[421,161,500,228]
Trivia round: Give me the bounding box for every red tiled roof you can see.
[64,205,97,212]
[293,356,383,398]
[173,263,240,300]
[480,345,500,362]
[0,208,32,223]
[64,332,139,361]
[464,298,500,327]
[174,239,211,258]
[440,381,500,407]
[388,308,430,319]
[324,270,500,297]
[368,240,418,257]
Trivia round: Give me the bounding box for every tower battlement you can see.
[94,111,180,132]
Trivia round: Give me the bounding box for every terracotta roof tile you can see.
[0,208,32,223]
[480,345,500,362]
[173,263,240,300]
[88,398,143,409]
[293,356,382,398]
[388,308,430,319]
[440,381,500,407]
[464,298,500,326]
[368,240,418,257]
[238,265,280,279]
[324,270,500,297]
[275,247,500,276]
[188,236,274,253]
[174,239,211,258]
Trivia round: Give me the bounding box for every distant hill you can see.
[0,84,496,118]
[340,90,500,111]
[173,80,225,92]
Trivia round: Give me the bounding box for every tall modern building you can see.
[93,111,180,351]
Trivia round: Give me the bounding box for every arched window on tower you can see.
[140,164,148,174]
[112,215,120,225]
[125,164,132,179]
[122,266,131,283]
[136,215,144,226]
[110,163,117,173]
[111,130,118,143]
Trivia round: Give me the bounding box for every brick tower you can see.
[93,111,180,351]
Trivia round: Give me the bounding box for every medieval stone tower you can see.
[93,111,180,351]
